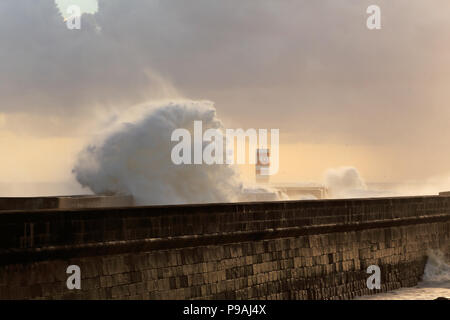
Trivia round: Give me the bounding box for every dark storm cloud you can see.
[0,0,166,117]
[0,0,449,147]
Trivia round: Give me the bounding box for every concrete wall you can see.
[0,196,449,300]
[0,195,134,211]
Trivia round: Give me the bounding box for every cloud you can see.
[0,0,176,122]
[1,0,449,183]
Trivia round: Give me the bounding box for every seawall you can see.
[0,195,134,211]
[0,195,449,300]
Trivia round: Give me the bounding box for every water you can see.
[357,251,450,300]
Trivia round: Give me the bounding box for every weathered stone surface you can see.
[0,195,133,211]
[0,196,448,300]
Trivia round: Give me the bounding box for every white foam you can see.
[357,250,450,300]
[73,100,244,205]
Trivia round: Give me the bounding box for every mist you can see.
[73,101,244,205]
[1,1,450,196]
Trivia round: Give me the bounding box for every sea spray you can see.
[72,100,244,205]
[357,250,450,300]
[422,250,450,283]
[324,167,395,198]
[324,167,367,198]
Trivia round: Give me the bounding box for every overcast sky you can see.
[0,0,449,189]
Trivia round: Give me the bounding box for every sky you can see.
[55,0,98,18]
[0,0,450,195]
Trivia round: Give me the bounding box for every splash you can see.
[324,167,367,198]
[422,250,450,283]
[72,100,244,205]
[324,166,397,199]
[356,250,450,300]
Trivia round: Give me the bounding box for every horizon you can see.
[0,1,449,202]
